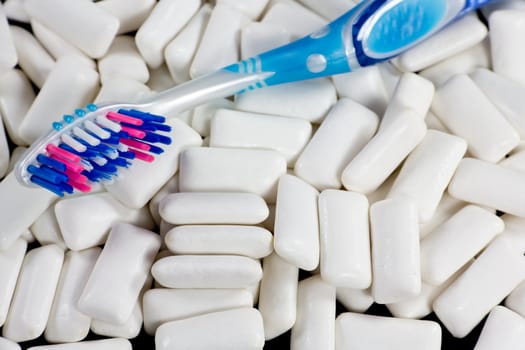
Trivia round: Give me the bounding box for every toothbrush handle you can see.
[224,0,493,87]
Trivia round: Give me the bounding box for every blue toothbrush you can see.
[16,0,493,196]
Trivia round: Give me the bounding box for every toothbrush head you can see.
[15,103,172,197]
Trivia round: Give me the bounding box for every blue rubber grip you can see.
[224,0,494,88]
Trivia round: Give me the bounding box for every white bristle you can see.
[84,120,111,139]
[61,133,87,153]
[73,126,100,146]
[96,114,121,133]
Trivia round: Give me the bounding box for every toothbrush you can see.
[16,0,493,196]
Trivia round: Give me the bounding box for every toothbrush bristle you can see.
[27,105,172,196]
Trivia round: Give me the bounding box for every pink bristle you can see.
[65,169,88,183]
[120,125,146,139]
[50,154,84,173]
[106,111,143,125]
[120,138,150,151]
[68,180,91,192]
[129,148,155,162]
[47,144,81,163]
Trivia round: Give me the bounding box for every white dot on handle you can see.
[306,54,327,73]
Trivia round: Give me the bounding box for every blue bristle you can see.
[145,143,164,154]
[91,161,117,174]
[60,182,74,194]
[119,150,136,159]
[82,170,101,182]
[146,122,171,132]
[36,154,67,172]
[27,165,68,185]
[59,143,99,159]
[153,133,171,145]
[118,109,166,123]
[109,157,131,168]
[30,175,65,197]
[141,132,160,143]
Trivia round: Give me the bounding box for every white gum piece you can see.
[419,193,465,238]
[98,35,149,84]
[420,205,503,286]
[78,223,161,324]
[4,0,28,22]
[146,63,175,92]
[507,279,525,317]
[148,174,178,225]
[481,0,525,18]
[96,0,156,35]
[341,108,427,194]
[291,275,336,350]
[191,99,234,137]
[9,25,54,89]
[274,174,320,271]
[31,206,66,249]
[297,0,356,20]
[420,40,491,86]
[2,245,64,342]
[94,77,152,103]
[155,308,264,350]
[0,5,17,75]
[319,190,371,289]
[335,313,442,350]
[0,113,8,179]
[55,192,154,251]
[241,22,290,59]
[217,0,269,19]
[387,261,472,319]
[89,274,151,339]
[378,61,403,99]
[0,172,56,250]
[27,339,132,350]
[336,288,374,313]
[258,252,298,340]
[135,0,201,69]
[143,288,253,335]
[178,147,287,203]
[262,1,327,39]
[90,300,143,339]
[387,130,467,223]
[210,109,312,166]
[294,98,379,190]
[164,4,212,84]
[370,198,421,304]
[433,234,525,338]
[381,72,435,126]
[0,239,27,327]
[448,157,525,217]
[431,74,519,162]
[160,192,269,225]
[0,337,20,350]
[332,66,389,116]
[396,14,487,72]
[24,0,119,58]
[235,78,337,123]
[45,248,101,343]
[151,255,262,289]
[165,225,273,258]
[0,69,35,146]
[105,119,202,209]
[190,4,248,78]
[489,10,525,87]
[473,306,525,350]
[424,111,449,133]
[19,56,99,144]
[471,67,525,138]
[30,20,95,69]
[502,148,525,173]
